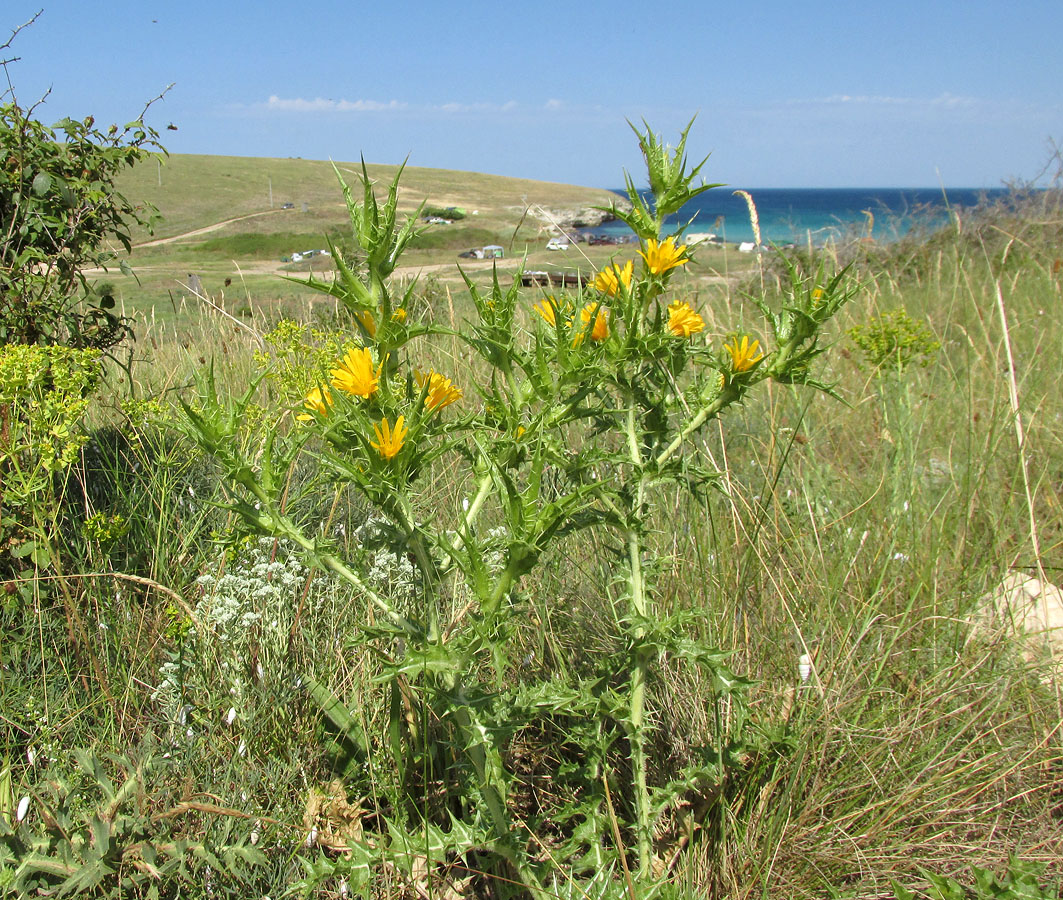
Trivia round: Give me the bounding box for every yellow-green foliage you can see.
[847,307,941,373]
[0,344,101,472]
[254,318,360,404]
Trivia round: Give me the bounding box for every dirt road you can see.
[133,208,287,248]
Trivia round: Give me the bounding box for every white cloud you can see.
[808,92,978,108]
[260,96,518,115]
[433,100,518,113]
[265,95,406,112]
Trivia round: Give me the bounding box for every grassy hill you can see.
[107,153,648,321]
[118,153,621,244]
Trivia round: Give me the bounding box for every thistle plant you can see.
[179,124,854,895]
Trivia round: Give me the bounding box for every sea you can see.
[586,187,1009,247]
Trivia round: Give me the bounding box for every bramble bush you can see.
[0,94,164,349]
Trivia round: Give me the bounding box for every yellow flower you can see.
[392,307,407,323]
[573,303,609,345]
[638,237,689,275]
[667,301,705,338]
[724,335,764,372]
[532,297,562,327]
[415,370,463,411]
[331,347,381,398]
[355,309,377,338]
[296,385,332,421]
[370,415,407,460]
[591,260,633,296]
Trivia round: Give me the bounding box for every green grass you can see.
[101,152,662,328]
[118,153,622,242]
[4,183,1063,898]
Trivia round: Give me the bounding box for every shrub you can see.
[847,307,941,373]
[0,21,165,349]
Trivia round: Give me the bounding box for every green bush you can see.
[0,343,101,572]
[0,45,165,349]
[424,204,466,220]
[847,307,941,373]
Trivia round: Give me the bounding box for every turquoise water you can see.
[588,187,1009,245]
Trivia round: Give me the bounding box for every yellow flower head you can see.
[415,370,462,412]
[639,237,689,275]
[392,307,407,323]
[296,385,332,422]
[331,347,381,398]
[355,309,377,338]
[573,303,609,345]
[724,335,764,373]
[370,415,407,460]
[532,296,563,327]
[667,301,705,338]
[591,260,633,297]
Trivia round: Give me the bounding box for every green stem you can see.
[653,334,805,470]
[623,402,654,878]
[246,483,421,638]
[655,387,734,470]
[463,467,494,536]
[451,698,550,900]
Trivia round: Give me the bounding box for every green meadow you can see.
[105,154,747,330]
[3,140,1063,900]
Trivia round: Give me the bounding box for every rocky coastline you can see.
[524,198,629,233]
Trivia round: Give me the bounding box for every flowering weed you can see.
[178,122,855,896]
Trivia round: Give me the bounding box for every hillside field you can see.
[4,144,1063,899]
[107,154,751,329]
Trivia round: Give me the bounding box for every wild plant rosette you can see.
[179,126,854,895]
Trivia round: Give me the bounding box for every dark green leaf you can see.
[31,172,52,196]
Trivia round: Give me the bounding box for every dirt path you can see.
[134,208,286,248]
[120,215,731,288]
[209,256,524,280]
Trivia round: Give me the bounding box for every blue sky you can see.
[4,1,1061,188]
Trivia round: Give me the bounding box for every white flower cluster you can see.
[153,538,337,735]
[353,516,420,601]
[194,537,308,641]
